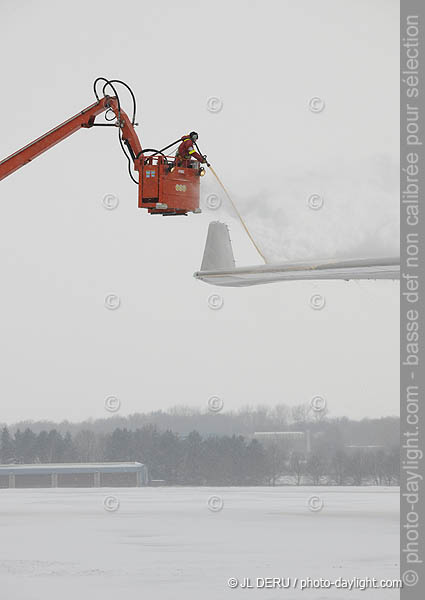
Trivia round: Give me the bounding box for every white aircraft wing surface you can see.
[194,222,400,288]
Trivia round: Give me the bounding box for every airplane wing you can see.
[193,222,400,287]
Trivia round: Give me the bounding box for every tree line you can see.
[3,404,399,443]
[0,421,399,486]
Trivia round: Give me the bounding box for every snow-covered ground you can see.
[0,487,399,599]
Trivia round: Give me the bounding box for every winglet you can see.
[200,221,236,271]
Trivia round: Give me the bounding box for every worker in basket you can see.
[175,131,206,167]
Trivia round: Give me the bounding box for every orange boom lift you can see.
[0,78,204,216]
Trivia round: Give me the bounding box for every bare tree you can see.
[289,452,305,485]
[291,404,309,427]
[265,442,287,486]
[330,449,348,485]
[305,452,327,485]
[382,446,400,485]
[346,451,369,485]
[74,430,98,462]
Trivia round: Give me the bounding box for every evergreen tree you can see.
[180,431,204,484]
[157,430,182,483]
[35,431,50,463]
[61,431,78,462]
[104,428,134,462]
[132,425,161,477]
[14,428,37,463]
[0,427,15,463]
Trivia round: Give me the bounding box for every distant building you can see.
[0,462,148,489]
[344,445,385,454]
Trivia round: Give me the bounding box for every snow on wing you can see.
[194,222,400,287]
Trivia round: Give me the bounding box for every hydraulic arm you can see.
[0,79,202,216]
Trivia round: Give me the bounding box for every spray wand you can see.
[194,143,266,264]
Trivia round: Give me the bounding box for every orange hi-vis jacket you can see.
[176,135,204,162]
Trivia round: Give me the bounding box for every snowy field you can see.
[0,487,399,599]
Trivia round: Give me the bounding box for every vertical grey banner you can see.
[401,0,424,596]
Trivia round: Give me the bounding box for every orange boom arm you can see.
[0,96,141,181]
[0,83,202,216]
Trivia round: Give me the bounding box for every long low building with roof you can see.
[0,462,148,489]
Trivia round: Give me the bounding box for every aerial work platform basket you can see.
[137,155,202,216]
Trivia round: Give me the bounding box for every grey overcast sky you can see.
[0,0,399,423]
